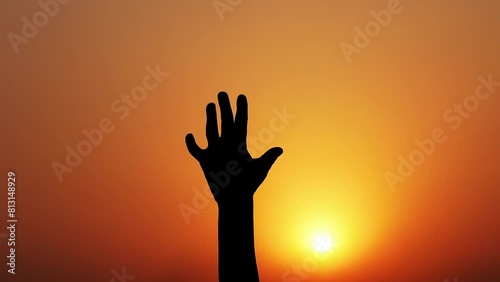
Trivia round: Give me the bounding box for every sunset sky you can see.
[1,0,499,281]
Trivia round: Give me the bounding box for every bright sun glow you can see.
[313,235,335,253]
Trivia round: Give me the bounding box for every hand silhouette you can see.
[185,92,283,282]
[185,92,283,207]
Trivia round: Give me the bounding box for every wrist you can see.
[217,197,254,213]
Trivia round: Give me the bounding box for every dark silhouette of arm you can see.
[218,199,258,281]
[185,92,283,282]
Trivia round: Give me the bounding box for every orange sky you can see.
[1,0,499,281]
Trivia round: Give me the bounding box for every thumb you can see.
[185,133,203,161]
[257,147,283,172]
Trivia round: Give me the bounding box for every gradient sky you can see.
[1,0,499,281]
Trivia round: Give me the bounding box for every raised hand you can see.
[185,92,283,207]
[185,91,283,282]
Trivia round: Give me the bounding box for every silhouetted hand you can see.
[185,92,283,281]
[185,92,283,207]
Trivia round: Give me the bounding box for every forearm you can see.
[218,198,259,282]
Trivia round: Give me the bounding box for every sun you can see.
[313,234,335,253]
